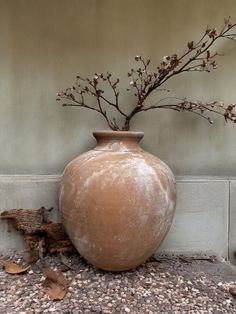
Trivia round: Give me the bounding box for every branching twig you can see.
[57,17,236,131]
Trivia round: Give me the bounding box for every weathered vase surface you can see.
[59,131,176,271]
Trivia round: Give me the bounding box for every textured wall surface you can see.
[0,0,236,175]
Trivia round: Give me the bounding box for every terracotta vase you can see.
[59,131,176,271]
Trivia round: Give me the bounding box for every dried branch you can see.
[0,207,75,264]
[57,17,236,131]
[140,98,236,124]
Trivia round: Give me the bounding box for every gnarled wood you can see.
[0,207,75,263]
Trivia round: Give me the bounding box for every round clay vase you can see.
[59,131,176,271]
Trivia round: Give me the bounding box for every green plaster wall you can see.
[0,0,236,175]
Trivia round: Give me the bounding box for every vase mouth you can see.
[93,130,144,140]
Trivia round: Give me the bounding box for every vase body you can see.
[59,131,176,271]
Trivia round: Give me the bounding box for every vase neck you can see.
[93,131,144,152]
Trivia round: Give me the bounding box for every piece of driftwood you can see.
[0,207,75,264]
[1,207,49,234]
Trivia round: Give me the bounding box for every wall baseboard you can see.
[0,175,235,263]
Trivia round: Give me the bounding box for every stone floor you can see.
[0,253,236,313]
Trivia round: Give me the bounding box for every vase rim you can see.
[93,130,144,139]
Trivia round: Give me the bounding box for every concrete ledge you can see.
[159,179,229,258]
[0,175,60,251]
[0,175,234,262]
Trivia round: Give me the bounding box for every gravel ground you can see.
[0,252,236,313]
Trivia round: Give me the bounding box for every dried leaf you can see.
[59,253,75,271]
[0,259,30,274]
[42,267,68,300]
[43,279,67,300]
[43,267,68,286]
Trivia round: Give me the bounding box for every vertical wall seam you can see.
[228,180,231,261]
